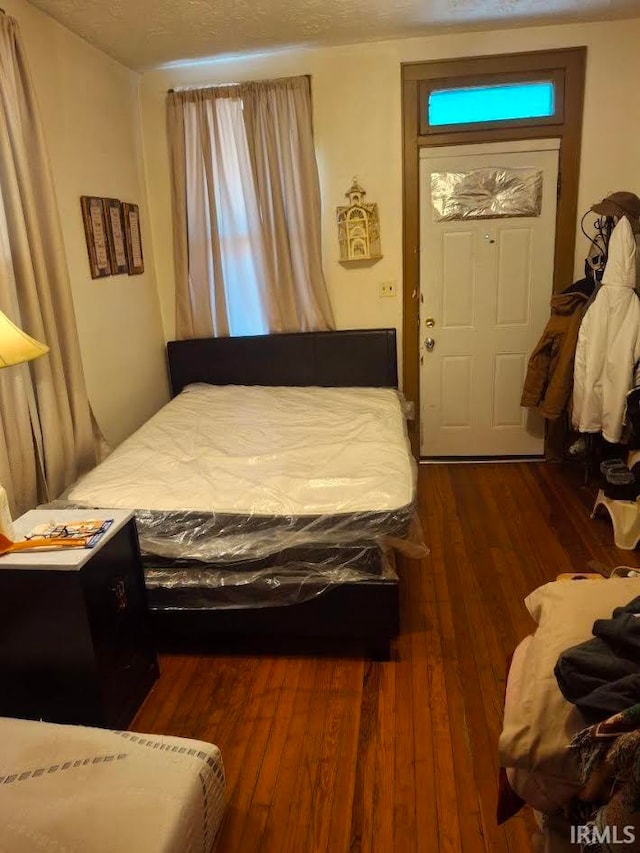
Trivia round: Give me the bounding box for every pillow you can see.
[524,578,640,628]
[499,578,640,812]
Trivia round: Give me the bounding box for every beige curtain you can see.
[168,76,335,338]
[0,15,95,515]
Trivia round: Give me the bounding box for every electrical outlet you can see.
[379,281,397,298]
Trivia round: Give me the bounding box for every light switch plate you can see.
[379,281,397,298]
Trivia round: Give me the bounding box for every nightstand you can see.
[0,509,159,728]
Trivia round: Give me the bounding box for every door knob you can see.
[425,337,435,352]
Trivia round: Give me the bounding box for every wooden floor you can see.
[133,461,640,852]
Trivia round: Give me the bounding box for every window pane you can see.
[214,103,269,337]
[428,81,555,127]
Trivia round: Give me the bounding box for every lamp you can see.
[0,309,48,368]
[0,310,48,538]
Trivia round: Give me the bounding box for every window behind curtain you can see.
[168,77,335,339]
[184,96,268,337]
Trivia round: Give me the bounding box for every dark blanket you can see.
[555,596,640,723]
[567,705,640,852]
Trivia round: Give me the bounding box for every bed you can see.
[0,716,225,853]
[499,578,640,851]
[60,329,419,656]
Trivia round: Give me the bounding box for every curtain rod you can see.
[167,75,309,95]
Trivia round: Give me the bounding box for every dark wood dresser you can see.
[0,509,158,728]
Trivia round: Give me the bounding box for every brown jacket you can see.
[521,289,590,419]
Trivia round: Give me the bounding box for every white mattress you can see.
[68,384,415,517]
[0,716,225,853]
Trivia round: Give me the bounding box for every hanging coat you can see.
[521,285,590,419]
[572,217,640,443]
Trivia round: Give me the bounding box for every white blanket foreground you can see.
[0,716,225,853]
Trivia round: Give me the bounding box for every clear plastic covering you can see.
[144,546,400,610]
[431,167,543,221]
[43,502,424,607]
[121,503,417,562]
[48,384,427,608]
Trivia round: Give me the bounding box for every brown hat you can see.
[591,191,640,233]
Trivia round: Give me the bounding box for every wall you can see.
[139,17,640,380]
[4,0,168,447]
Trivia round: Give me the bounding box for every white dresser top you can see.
[0,509,134,571]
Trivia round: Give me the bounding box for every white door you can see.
[419,139,559,457]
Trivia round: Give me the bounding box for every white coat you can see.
[572,217,640,443]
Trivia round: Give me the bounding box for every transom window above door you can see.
[419,70,564,135]
[428,81,555,127]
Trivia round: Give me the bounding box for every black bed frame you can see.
[167,327,398,393]
[152,329,402,658]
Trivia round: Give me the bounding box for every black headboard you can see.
[167,329,398,396]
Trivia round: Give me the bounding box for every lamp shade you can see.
[0,310,49,368]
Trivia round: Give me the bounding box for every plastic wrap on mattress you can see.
[137,503,423,562]
[145,546,399,609]
[47,382,427,618]
[51,384,426,563]
[45,500,425,563]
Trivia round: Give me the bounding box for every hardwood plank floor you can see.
[133,461,640,852]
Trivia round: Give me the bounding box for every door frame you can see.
[402,48,586,457]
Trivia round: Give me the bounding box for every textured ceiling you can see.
[27,0,640,70]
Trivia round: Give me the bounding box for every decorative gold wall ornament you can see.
[337,179,382,264]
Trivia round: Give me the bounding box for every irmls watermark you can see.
[570,825,636,846]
